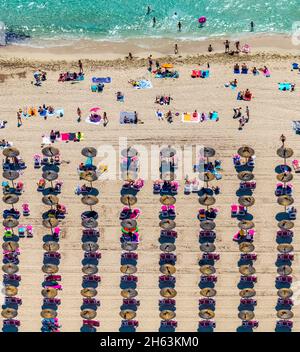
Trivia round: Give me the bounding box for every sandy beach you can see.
[1,35,300,332]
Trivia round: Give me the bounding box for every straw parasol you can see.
[277,288,293,299]
[238,195,255,207]
[1,308,17,319]
[121,242,138,252]
[121,289,138,299]
[2,263,19,274]
[200,265,216,275]
[42,146,59,157]
[237,171,255,182]
[200,288,216,298]
[43,242,60,252]
[42,264,59,274]
[81,309,97,319]
[160,310,176,321]
[82,264,98,275]
[160,243,176,253]
[120,310,136,320]
[81,195,99,207]
[200,220,216,231]
[199,309,215,320]
[199,172,215,183]
[238,146,255,158]
[159,219,176,230]
[200,243,216,253]
[238,310,255,321]
[277,244,293,254]
[160,195,176,205]
[121,219,137,230]
[277,195,294,207]
[42,170,58,182]
[120,195,137,207]
[43,218,59,229]
[81,171,98,183]
[200,147,216,158]
[239,242,255,253]
[4,285,18,297]
[160,264,176,275]
[199,195,216,207]
[277,265,293,276]
[82,218,98,229]
[41,309,57,319]
[3,194,19,205]
[2,241,19,252]
[160,288,177,298]
[82,242,99,252]
[42,195,59,206]
[238,220,255,230]
[277,173,293,183]
[277,147,293,160]
[120,264,137,275]
[160,147,176,158]
[121,147,138,158]
[3,147,20,158]
[277,310,294,320]
[278,220,294,230]
[2,170,19,181]
[239,288,256,298]
[81,147,97,158]
[239,265,256,276]
[81,288,97,298]
[3,218,19,228]
[41,287,58,298]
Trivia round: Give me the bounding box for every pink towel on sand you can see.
[61,133,69,141]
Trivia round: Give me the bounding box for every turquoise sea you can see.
[1,0,300,45]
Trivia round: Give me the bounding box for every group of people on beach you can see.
[233,106,250,130]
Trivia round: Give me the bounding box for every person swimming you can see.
[178,21,182,32]
[146,6,151,15]
[153,17,156,27]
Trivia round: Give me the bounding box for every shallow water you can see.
[0,0,299,45]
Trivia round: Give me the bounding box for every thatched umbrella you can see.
[3,194,19,206]
[81,195,99,211]
[277,173,293,183]
[3,218,19,228]
[277,310,294,320]
[239,265,256,276]
[199,172,215,188]
[2,241,19,252]
[121,242,138,252]
[199,309,215,320]
[121,289,138,299]
[277,265,293,276]
[41,309,57,319]
[42,146,60,157]
[238,146,255,159]
[81,288,97,298]
[160,243,176,253]
[238,310,255,321]
[81,147,97,158]
[2,263,19,274]
[239,242,255,253]
[199,195,216,207]
[160,310,176,321]
[120,264,137,275]
[3,147,20,158]
[278,220,294,230]
[160,195,176,206]
[159,219,176,230]
[200,265,216,275]
[42,170,58,182]
[277,288,293,299]
[238,220,255,230]
[238,195,255,208]
[41,287,58,298]
[42,195,59,206]
[1,308,17,319]
[200,147,216,159]
[82,264,98,275]
[2,171,19,187]
[3,285,18,297]
[200,243,216,253]
[82,242,99,252]
[42,264,59,274]
[120,310,136,320]
[200,288,216,298]
[160,264,176,275]
[120,195,137,208]
[43,242,60,252]
[81,171,98,187]
[160,288,177,298]
[121,219,138,230]
[239,288,256,298]
[277,147,293,164]
[238,171,254,182]
[200,220,216,231]
[81,309,97,319]
[277,244,293,254]
[277,195,294,209]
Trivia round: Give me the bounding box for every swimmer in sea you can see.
[153,17,156,27]
[147,6,151,15]
[178,21,182,32]
[250,21,254,32]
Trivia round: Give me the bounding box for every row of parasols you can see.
[1,147,27,330]
[233,146,259,330]
[274,137,295,331]
[197,147,220,330]
[39,145,66,332]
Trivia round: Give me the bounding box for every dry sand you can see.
[0,38,300,332]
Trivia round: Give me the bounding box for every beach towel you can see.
[61,133,69,141]
[182,112,200,123]
[241,68,248,74]
[134,80,152,89]
[42,136,51,146]
[69,133,76,141]
[210,112,219,121]
[120,112,137,124]
[92,77,111,84]
[201,70,210,78]
[85,116,103,125]
[292,63,299,70]
[278,83,292,91]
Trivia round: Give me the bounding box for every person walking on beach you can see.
[224,40,230,53]
[250,21,254,32]
[77,107,82,123]
[178,21,182,32]
[17,111,22,127]
[208,44,213,52]
[235,41,240,52]
[153,17,156,27]
[78,60,83,74]
[148,55,153,71]
[103,112,108,127]
[174,43,179,55]
[246,106,250,121]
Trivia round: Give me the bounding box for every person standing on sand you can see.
[148,55,153,71]
[174,43,179,55]
[246,106,250,120]
[235,41,240,52]
[77,107,82,123]
[78,60,83,74]
[103,112,108,127]
[208,44,213,52]
[17,111,22,127]
[224,40,230,53]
